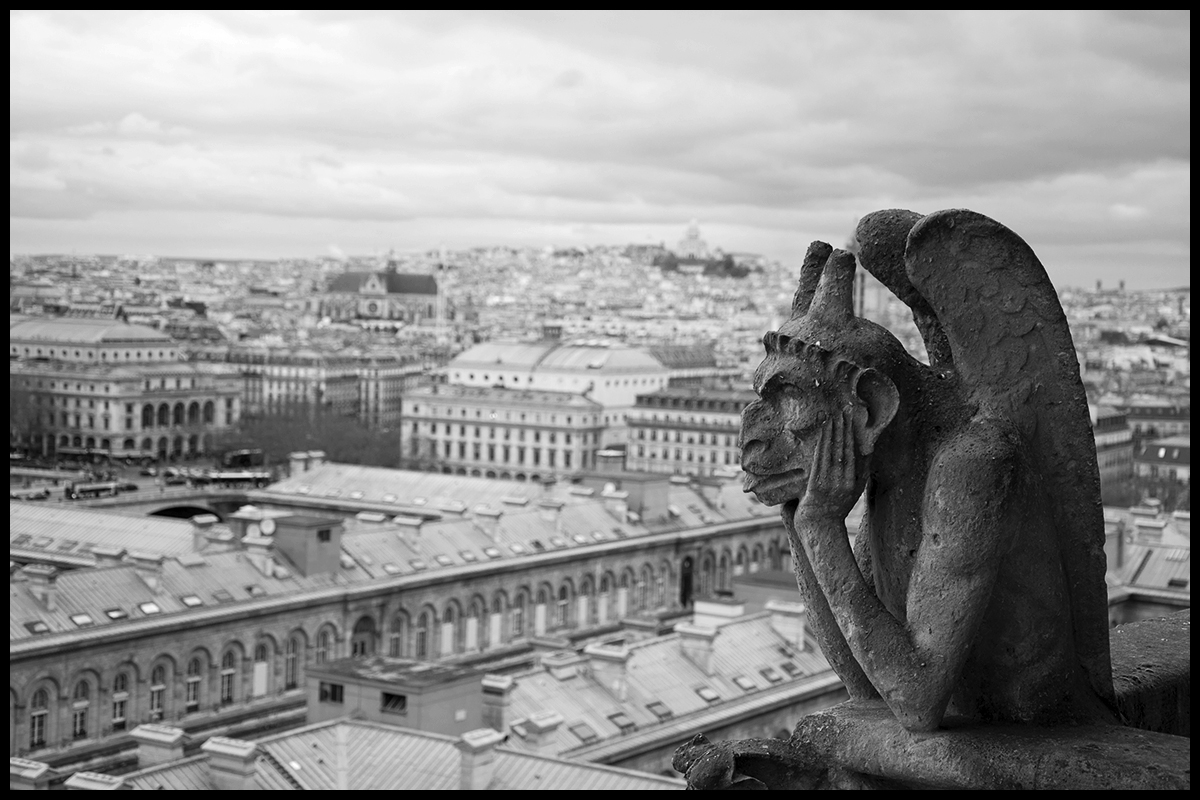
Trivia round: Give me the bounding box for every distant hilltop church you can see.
[320,262,439,324]
[677,219,710,260]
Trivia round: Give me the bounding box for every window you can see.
[569,722,599,743]
[317,630,331,663]
[318,528,331,543]
[180,594,203,608]
[319,682,344,704]
[647,700,673,720]
[105,608,128,620]
[695,686,721,703]
[139,601,162,615]
[608,711,637,732]
[381,692,408,715]
[186,658,202,712]
[733,675,758,692]
[220,651,237,705]
[150,665,166,720]
[72,680,90,740]
[30,688,49,748]
[70,613,95,627]
[105,673,129,732]
[285,638,300,689]
[759,667,783,684]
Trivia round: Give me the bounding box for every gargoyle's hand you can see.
[672,734,828,790]
[796,407,861,524]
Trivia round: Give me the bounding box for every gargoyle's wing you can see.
[903,209,1115,708]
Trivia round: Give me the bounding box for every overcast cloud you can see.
[10,10,1190,288]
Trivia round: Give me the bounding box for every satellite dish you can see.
[261,518,276,535]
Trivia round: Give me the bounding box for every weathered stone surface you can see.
[1110,609,1190,736]
[738,209,1115,732]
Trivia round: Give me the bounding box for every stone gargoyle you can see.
[676,209,1121,788]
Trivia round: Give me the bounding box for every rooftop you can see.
[10,316,174,345]
[309,655,479,688]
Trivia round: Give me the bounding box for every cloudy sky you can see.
[10,10,1190,288]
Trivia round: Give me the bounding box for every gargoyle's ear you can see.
[851,368,898,456]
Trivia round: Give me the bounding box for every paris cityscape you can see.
[10,11,1189,790]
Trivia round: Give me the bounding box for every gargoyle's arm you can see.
[795,416,1018,732]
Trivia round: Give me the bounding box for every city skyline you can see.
[10,10,1191,289]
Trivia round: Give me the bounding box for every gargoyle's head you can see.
[738,246,902,506]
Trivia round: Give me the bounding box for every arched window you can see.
[389,616,409,658]
[285,638,300,689]
[556,586,569,629]
[718,553,729,593]
[316,629,331,664]
[142,404,155,429]
[444,603,461,654]
[416,613,430,659]
[203,401,215,424]
[471,599,487,651]
[220,651,237,705]
[157,403,170,427]
[187,401,200,425]
[657,564,669,608]
[252,643,271,697]
[149,665,167,721]
[72,680,90,740]
[172,402,185,426]
[512,595,526,639]
[186,657,203,712]
[30,688,49,749]
[112,673,130,731]
[351,616,376,657]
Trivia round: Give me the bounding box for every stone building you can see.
[1133,435,1191,483]
[399,384,605,478]
[320,267,438,324]
[9,317,241,462]
[8,464,789,767]
[1090,404,1135,493]
[625,387,754,477]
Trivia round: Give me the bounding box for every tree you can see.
[217,411,400,470]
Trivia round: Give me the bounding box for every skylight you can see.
[573,534,589,544]
[180,595,203,608]
[70,613,95,628]
[138,602,162,615]
[549,537,568,548]
[383,563,401,575]
[459,550,478,562]
[608,711,637,732]
[245,585,266,597]
[212,590,235,604]
[382,493,398,503]
[483,547,503,559]
[24,620,50,635]
[733,676,758,691]
[695,686,721,703]
[434,554,454,567]
[569,722,599,743]
[760,667,783,684]
[105,608,129,620]
[646,701,673,720]
[349,490,364,500]
[509,543,526,554]
[780,662,802,678]
[409,559,427,571]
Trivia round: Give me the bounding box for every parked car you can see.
[140,466,158,477]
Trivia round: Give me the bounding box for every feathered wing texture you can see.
[903,209,1116,708]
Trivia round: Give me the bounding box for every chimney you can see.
[91,546,127,569]
[541,650,587,681]
[691,597,745,628]
[201,737,258,791]
[393,516,423,543]
[10,757,53,790]
[676,623,718,676]
[23,564,58,611]
[288,451,309,475]
[307,450,326,469]
[472,506,503,542]
[766,600,807,652]
[62,772,128,791]
[241,535,275,577]
[523,710,564,754]
[203,527,238,555]
[129,724,186,768]
[127,551,165,594]
[457,728,506,791]
[584,642,630,701]
[537,499,564,531]
[190,514,219,553]
[601,488,629,522]
[481,675,515,732]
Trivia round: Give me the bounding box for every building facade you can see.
[9,465,788,764]
[320,268,438,324]
[399,384,605,479]
[625,387,753,477]
[10,318,241,462]
[1133,436,1191,483]
[1090,405,1135,493]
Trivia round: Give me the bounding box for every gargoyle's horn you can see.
[791,241,833,318]
[807,249,857,322]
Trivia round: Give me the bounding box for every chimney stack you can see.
[601,488,629,522]
[242,535,276,577]
[91,546,127,569]
[766,600,807,652]
[676,623,718,676]
[130,724,186,768]
[481,674,515,733]
[63,772,128,791]
[10,757,53,790]
[537,499,564,531]
[201,737,258,791]
[524,710,564,754]
[457,728,506,791]
[307,450,325,469]
[189,514,219,553]
[472,506,503,542]
[541,650,587,681]
[23,564,58,611]
[128,551,165,594]
[393,516,423,544]
[584,642,631,701]
[288,451,309,476]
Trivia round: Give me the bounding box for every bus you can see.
[64,481,134,500]
[206,470,272,489]
[218,448,266,469]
